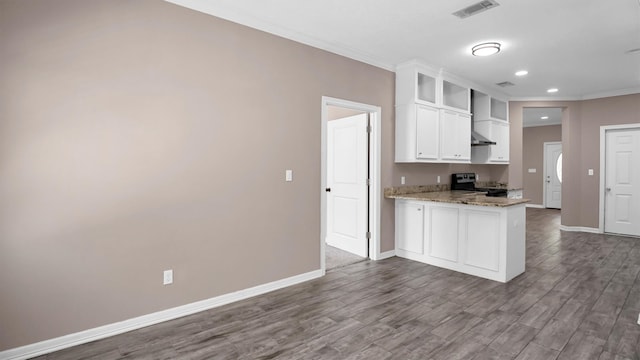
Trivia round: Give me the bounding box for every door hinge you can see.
[367,178,372,186]
[366,125,372,133]
[366,231,371,239]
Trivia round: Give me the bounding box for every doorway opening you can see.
[522,107,563,210]
[320,97,381,273]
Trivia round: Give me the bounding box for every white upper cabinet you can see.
[471,120,510,164]
[471,90,510,164]
[442,79,470,114]
[440,110,471,162]
[396,63,439,107]
[395,61,472,163]
[415,105,440,160]
[417,73,438,105]
[396,62,471,114]
[472,91,508,121]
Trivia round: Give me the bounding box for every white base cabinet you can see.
[395,201,425,255]
[395,200,525,283]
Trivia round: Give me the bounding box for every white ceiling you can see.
[522,107,563,127]
[167,0,640,100]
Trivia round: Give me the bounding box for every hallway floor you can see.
[325,244,366,270]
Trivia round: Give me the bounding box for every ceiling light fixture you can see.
[472,42,501,56]
[541,116,549,120]
[547,88,559,93]
[515,70,528,76]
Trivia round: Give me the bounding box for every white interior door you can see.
[544,142,562,209]
[605,129,640,236]
[326,114,368,258]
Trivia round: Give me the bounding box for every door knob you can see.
[606,187,611,192]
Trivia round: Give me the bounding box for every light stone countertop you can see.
[385,190,530,207]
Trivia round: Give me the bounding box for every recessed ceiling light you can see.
[547,88,559,93]
[472,42,501,56]
[541,116,549,120]
[515,70,528,76]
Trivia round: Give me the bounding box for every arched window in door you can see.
[556,153,562,183]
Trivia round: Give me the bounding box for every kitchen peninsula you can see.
[387,186,529,283]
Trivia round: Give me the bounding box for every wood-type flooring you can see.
[34,208,640,359]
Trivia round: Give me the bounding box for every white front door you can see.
[544,142,562,209]
[326,113,368,258]
[605,129,640,236]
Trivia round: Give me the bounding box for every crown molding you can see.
[510,87,640,102]
[580,87,640,100]
[164,0,395,72]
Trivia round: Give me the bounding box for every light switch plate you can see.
[163,270,173,285]
[401,176,405,185]
[285,170,293,182]
[528,168,537,173]
[437,176,440,183]
[588,169,594,176]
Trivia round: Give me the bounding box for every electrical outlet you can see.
[588,169,594,176]
[401,176,405,185]
[285,170,293,182]
[437,176,440,184]
[163,270,173,285]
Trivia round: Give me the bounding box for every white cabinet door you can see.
[395,201,424,255]
[462,209,501,272]
[490,121,509,162]
[416,105,439,160]
[473,120,509,164]
[440,110,471,162]
[426,205,459,263]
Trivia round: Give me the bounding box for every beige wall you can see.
[0,0,397,350]
[579,94,640,227]
[511,94,640,228]
[522,125,562,205]
[508,103,524,188]
[0,0,530,350]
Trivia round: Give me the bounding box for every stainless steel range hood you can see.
[471,130,496,146]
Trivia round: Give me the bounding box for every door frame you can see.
[320,96,381,274]
[543,141,562,208]
[599,123,640,233]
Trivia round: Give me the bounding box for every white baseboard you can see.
[559,225,602,234]
[376,250,396,260]
[0,269,323,360]
[525,204,545,208]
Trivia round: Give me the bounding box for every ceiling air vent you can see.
[453,0,500,19]
[496,81,515,87]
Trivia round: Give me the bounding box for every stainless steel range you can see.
[450,173,508,197]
